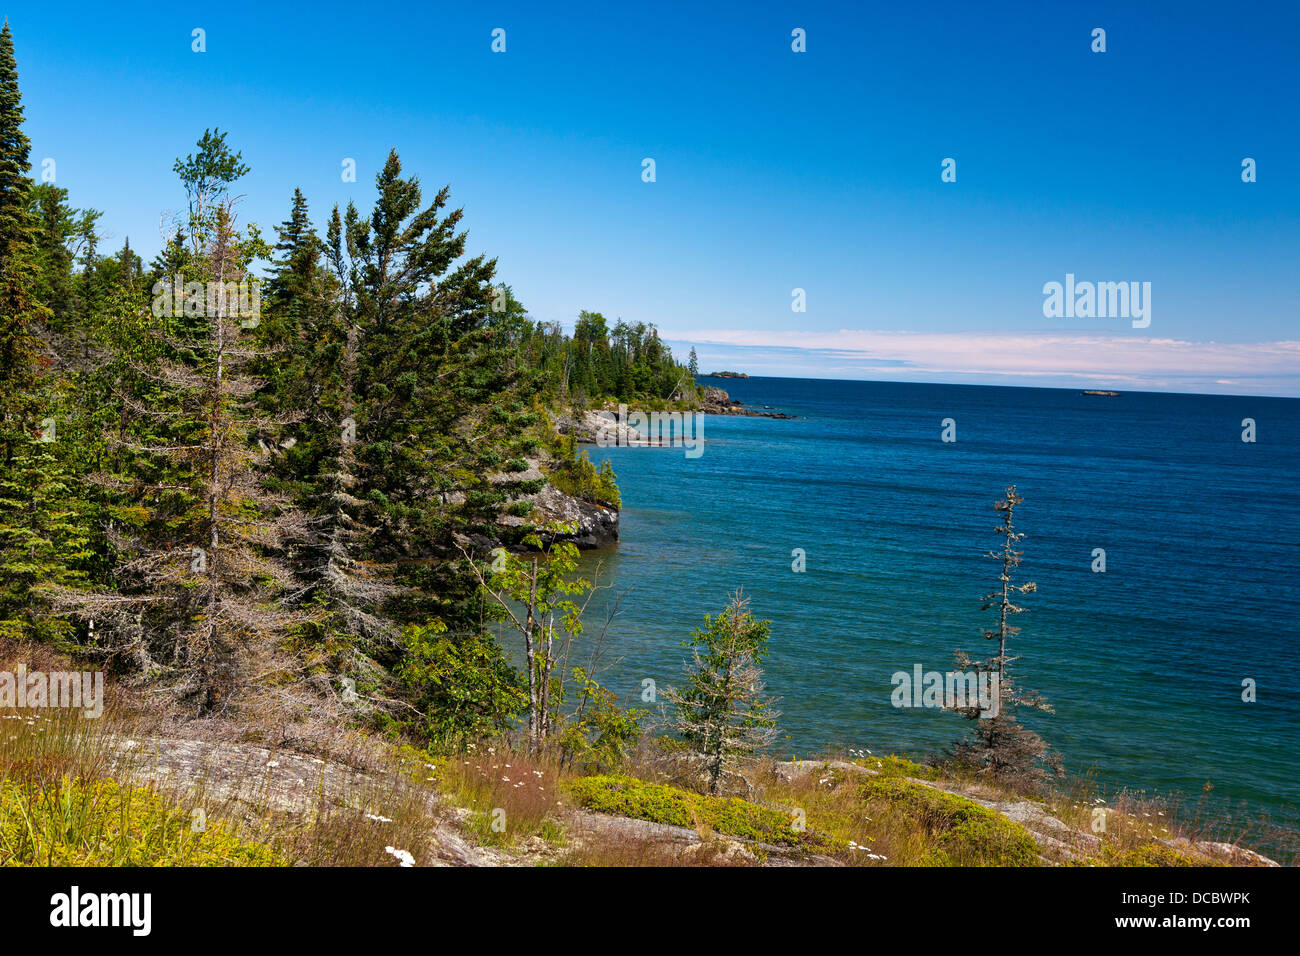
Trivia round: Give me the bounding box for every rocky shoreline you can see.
[699,386,794,419]
[511,389,792,553]
[478,456,620,551]
[553,390,794,447]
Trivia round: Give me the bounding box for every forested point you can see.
[0,21,693,738]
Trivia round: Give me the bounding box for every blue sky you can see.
[7,0,1299,394]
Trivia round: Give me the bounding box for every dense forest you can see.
[510,306,699,409]
[0,23,690,741]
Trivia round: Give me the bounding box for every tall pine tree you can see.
[0,22,94,644]
[0,20,37,465]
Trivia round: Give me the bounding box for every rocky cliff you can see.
[488,456,619,550]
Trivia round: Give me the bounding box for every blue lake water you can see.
[572,376,1300,835]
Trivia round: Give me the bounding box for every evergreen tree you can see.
[250,159,547,724]
[255,191,399,705]
[950,486,1059,789]
[28,182,100,339]
[335,151,539,630]
[0,20,38,467]
[665,590,780,795]
[0,434,92,643]
[0,23,95,645]
[54,133,311,714]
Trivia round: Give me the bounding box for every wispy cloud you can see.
[662,328,1300,396]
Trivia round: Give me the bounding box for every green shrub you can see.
[393,621,527,747]
[860,777,1040,866]
[569,775,836,850]
[544,435,620,508]
[556,668,646,773]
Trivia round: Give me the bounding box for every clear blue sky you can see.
[7,0,1299,394]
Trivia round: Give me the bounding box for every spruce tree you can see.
[337,152,540,629]
[950,486,1059,789]
[0,436,92,643]
[255,191,399,705]
[0,23,95,644]
[665,590,780,795]
[27,182,100,341]
[0,20,37,467]
[54,134,312,714]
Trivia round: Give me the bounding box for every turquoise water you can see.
[573,376,1300,834]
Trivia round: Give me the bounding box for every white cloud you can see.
[662,328,1300,395]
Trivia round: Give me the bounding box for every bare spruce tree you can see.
[53,135,316,715]
[665,590,780,795]
[951,485,1059,789]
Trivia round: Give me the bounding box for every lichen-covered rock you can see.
[503,480,618,549]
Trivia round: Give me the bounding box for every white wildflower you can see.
[384,845,415,867]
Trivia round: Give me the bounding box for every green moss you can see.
[0,777,284,866]
[860,777,1041,866]
[569,775,837,850]
[1078,843,1213,867]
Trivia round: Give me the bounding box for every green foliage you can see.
[515,309,696,405]
[393,621,526,747]
[859,777,1041,866]
[0,777,283,866]
[485,527,589,632]
[53,131,297,713]
[666,592,779,794]
[0,438,92,644]
[172,128,250,256]
[0,21,643,754]
[27,183,100,334]
[0,21,40,470]
[545,433,620,508]
[556,667,645,772]
[479,525,591,745]
[569,774,836,850]
[319,152,539,633]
